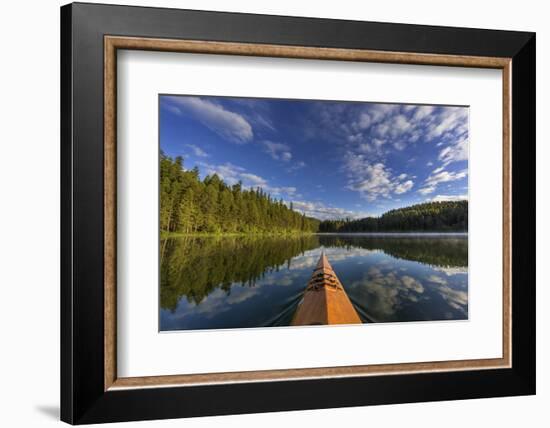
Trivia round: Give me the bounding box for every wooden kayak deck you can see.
[291,252,362,326]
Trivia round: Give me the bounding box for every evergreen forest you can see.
[160,154,320,234]
[318,201,467,233]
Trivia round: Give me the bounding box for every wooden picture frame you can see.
[61,2,535,424]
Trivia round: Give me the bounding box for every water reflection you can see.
[160,234,468,331]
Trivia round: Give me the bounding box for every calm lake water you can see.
[160,234,468,331]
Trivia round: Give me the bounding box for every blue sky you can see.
[160,95,468,220]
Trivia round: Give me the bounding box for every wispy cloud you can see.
[427,274,447,285]
[260,141,292,162]
[185,144,209,158]
[429,194,468,202]
[394,180,414,194]
[165,96,253,143]
[197,161,245,183]
[418,168,467,195]
[197,161,297,198]
[286,161,306,173]
[437,285,468,311]
[229,98,277,132]
[426,107,468,140]
[289,200,374,220]
[439,135,468,165]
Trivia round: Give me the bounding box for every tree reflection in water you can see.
[160,234,468,331]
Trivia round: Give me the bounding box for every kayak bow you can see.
[291,252,362,326]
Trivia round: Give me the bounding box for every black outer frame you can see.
[60,2,535,424]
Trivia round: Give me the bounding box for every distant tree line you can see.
[319,235,467,267]
[318,201,468,233]
[160,154,320,234]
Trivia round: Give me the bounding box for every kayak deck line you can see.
[291,252,362,326]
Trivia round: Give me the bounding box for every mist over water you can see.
[160,234,468,331]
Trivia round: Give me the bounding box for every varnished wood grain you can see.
[103,35,513,390]
[104,37,117,391]
[111,357,508,389]
[105,36,510,68]
[502,62,512,367]
[292,253,362,326]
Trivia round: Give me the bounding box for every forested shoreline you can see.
[161,154,467,235]
[318,201,467,233]
[160,154,320,234]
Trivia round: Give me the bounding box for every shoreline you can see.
[316,232,467,236]
[162,231,468,238]
[161,231,317,238]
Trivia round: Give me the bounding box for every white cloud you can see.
[401,275,424,293]
[439,136,468,165]
[426,107,468,140]
[429,194,468,202]
[166,96,253,143]
[418,186,436,195]
[369,104,399,123]
[349,268,426,316]
[308,103,469,167]
[348,133,362,143]
[199,162,245,184]
[339,104,469,163]
[418,168,468,195]
[286,161,306,173]
[240,172,267,187]
[344,154,414,201]
[357,142,373,153]
[185,144,209,158]
[373,138,385,148]
[374,122,390,137]
[347,162,394,200]
[190,286,260,316]
[393,114,412,134]
[433,266,468,276]
[413,105,435,121]
[426,170,468,186]
[395,180,414,194]
[358,112,372,129]
[228,98,277,133]
[427,275,447,285]
[393,141,406,151]
[290,200,374,221]
[269,186,298,197]
[301,103,470,179]
[356,138,387,154]
[437,285,468,311]
[198,161,297,198]
[260,141,292,162]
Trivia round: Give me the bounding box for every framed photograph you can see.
[61,2,535,424]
